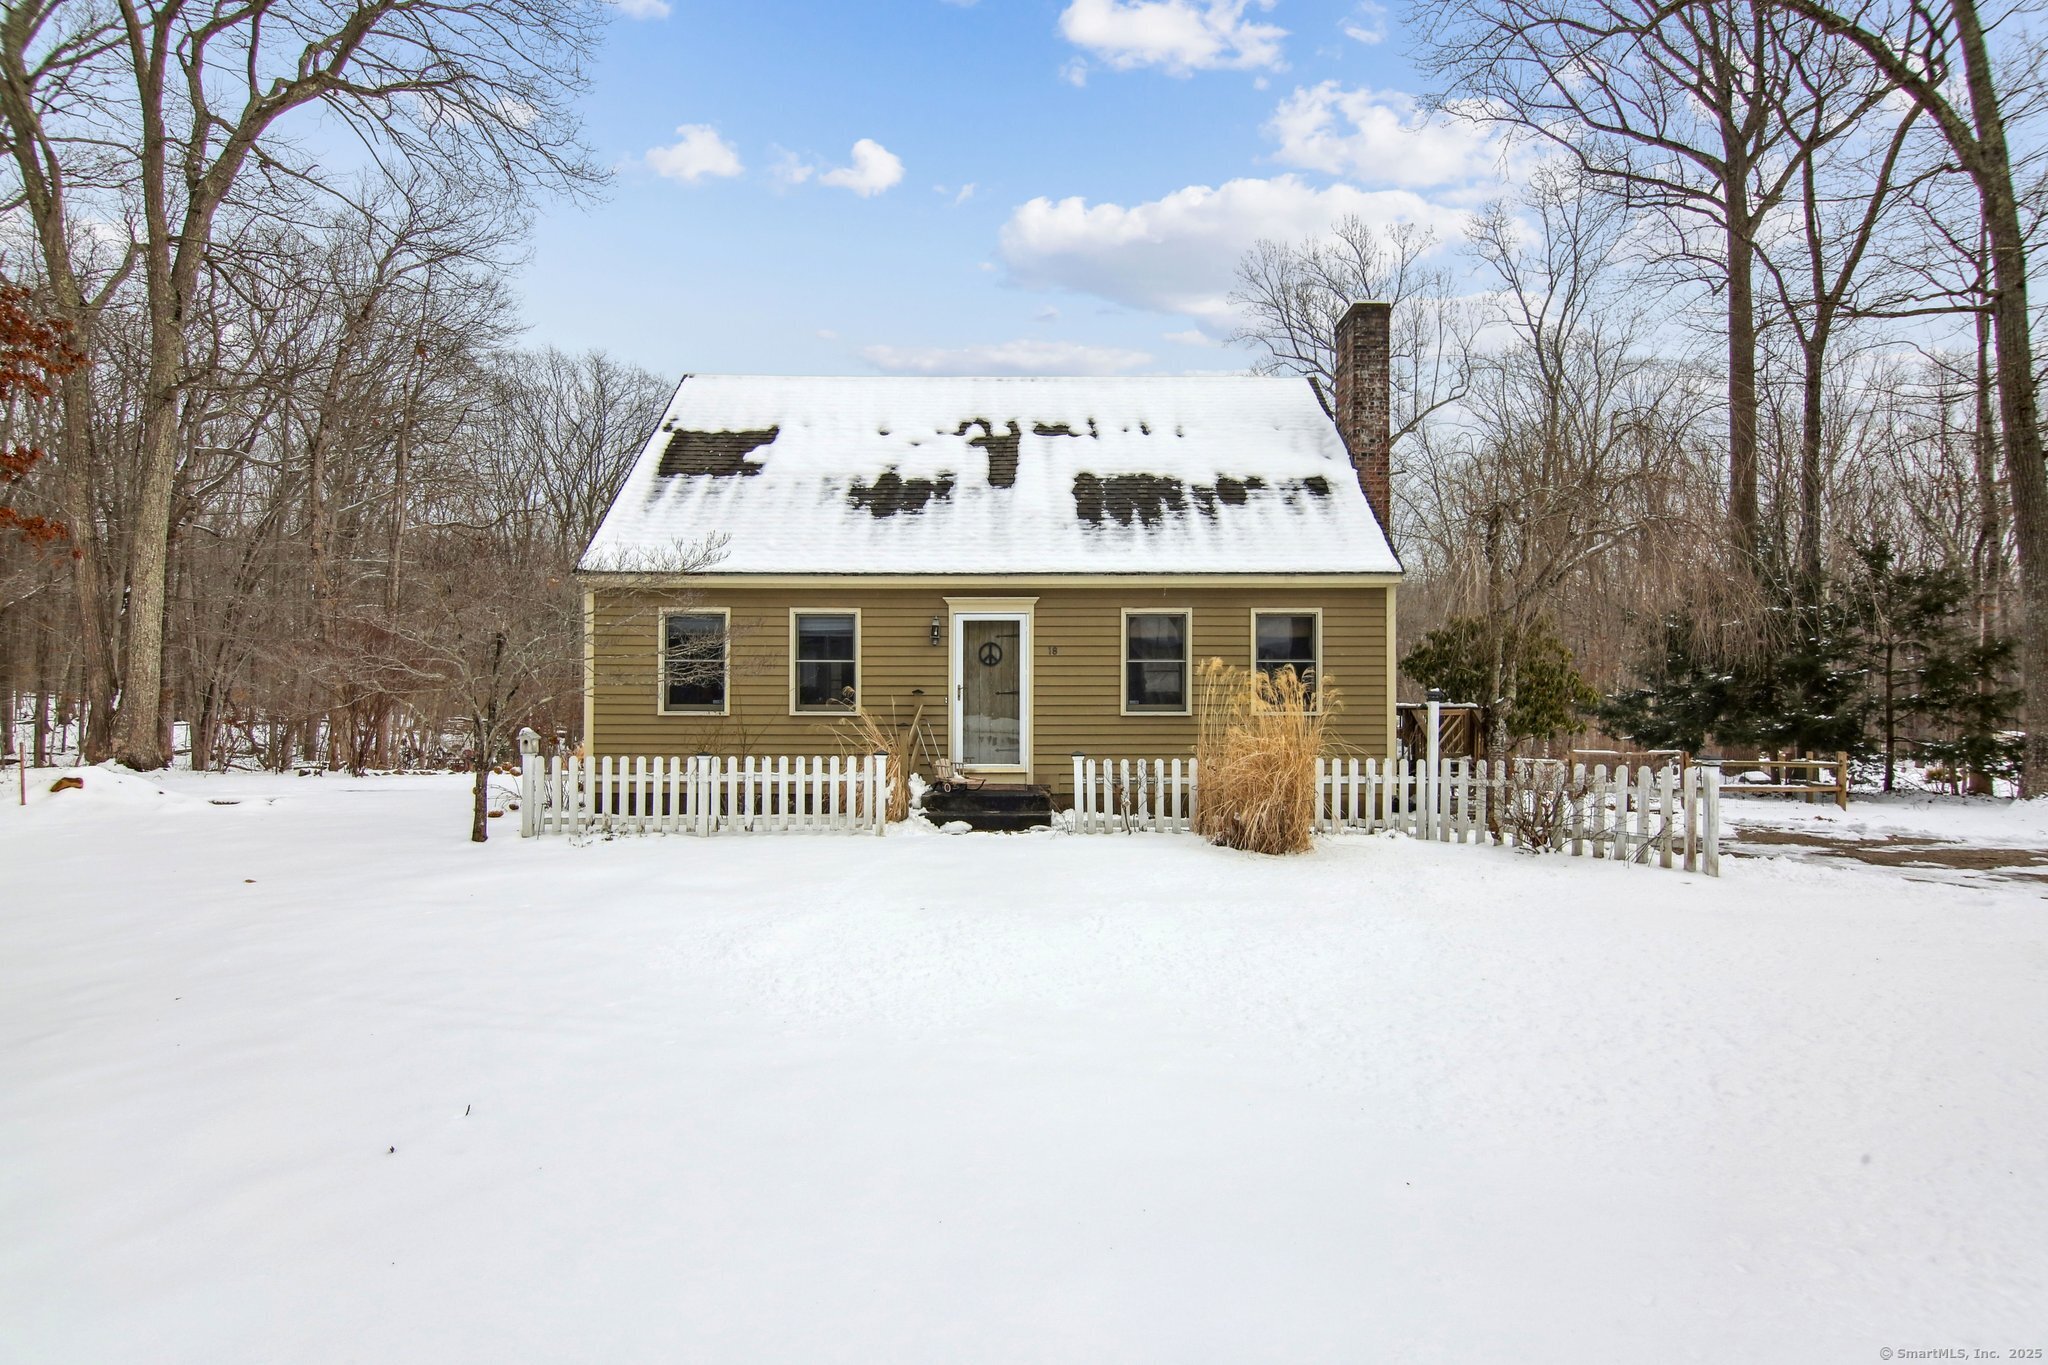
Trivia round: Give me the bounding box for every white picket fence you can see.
[1072,754,1723,875]
[519,749,890,837]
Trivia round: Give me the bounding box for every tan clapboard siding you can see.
[588,580,1392,797]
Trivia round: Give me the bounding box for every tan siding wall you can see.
[589,581,1392,798]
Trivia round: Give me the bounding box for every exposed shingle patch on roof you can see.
[847,468,957,518]
[1190,476,1266,515]
[1074,473,1185,527]
[1072,473,1334,527]
[954,419,1020,489]
[657,427,777,477]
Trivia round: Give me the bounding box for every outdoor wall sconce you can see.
[930,616,942,646]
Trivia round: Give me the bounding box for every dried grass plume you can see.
[1192,658,1336,855]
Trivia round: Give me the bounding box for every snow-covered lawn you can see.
[4,768,2045,1363]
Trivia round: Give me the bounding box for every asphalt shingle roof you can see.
[580,375,1401,576]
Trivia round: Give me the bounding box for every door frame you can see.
[945,596,1036,779]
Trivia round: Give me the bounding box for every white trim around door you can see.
[945,597,1036,780]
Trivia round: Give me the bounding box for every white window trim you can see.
[787,607,863,716]
[1119,607,1194,717]
[944,597,1037,779]
[1249,607,1324,709]
[657,606,731,717]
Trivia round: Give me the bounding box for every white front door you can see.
[952,612,1029,771]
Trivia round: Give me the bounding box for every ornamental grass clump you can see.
[833,704,911,822]
[1192,657,1336,855]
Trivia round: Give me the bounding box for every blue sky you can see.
[517,0,1508,377]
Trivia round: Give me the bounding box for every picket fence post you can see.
[1702,761,1722,877]
[516,729,538,837]
[1657,765,1676,869]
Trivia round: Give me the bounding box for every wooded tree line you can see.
[1237,0,2047,790]
[0,0,668,802]
[6,0,2043,797]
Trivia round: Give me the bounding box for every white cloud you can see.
[609,0,671,18]
[1060,57,1091,86]
[819,139,906,197]
[955,183,977,205]
[859,339,1155,376]
[1057,0,1286,74]
[645,125,743,183]
[1266,82,1507,189]
[1034,305,1062,322]
[1341,0,1387,43]
[998,174,1464,323]
[771,149,814,185]
[1163,328,1220,346]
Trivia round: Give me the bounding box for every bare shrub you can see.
[1496,758,1592,853]
[833,705,910,823]
[1192,658,1337,855]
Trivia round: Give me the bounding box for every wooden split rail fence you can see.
[1073,754,1723,875]
[518,747,890,837]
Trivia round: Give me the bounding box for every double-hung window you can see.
[792,611,858,711]
[1123,610,1191,714]
[1253,611,1319,695]
[662,611,728,713]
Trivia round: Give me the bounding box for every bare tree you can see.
[1414,0,1864,564]
[1752,64,1931,590]
[1732,0,2048,791]
[483,348,671,558]
[1407,168,1722,755]
[1230,216,1474,473]
[0,0,604,768]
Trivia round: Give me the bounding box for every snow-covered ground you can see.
[1724,788,2048,891]
[4,766,2045,1363]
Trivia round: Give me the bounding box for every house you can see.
[577,302,1401,804]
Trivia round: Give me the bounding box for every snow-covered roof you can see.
[579,375,1401,576]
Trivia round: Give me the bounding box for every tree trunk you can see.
[29,619,48,766]
[1972,284,2004,639]
[1485,628,1513,762]
[1882,642,1896,793]
[57,364,117,762]
[107,340,183,770]
[1798,328,1828,597]
[1726,196,1762,564]
[1948,0,2048,798]
[33,681,49,766]
[471,749,492,842]
[192,672,219,774]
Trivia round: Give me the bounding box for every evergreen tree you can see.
[1402,616,1598,749]
[1600,602,1867,758]
[1603,546,2020,788]
[1745,598,1871,758]
[1846,539,2020,791]
[1597,616,1740,754]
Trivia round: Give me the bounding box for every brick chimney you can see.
[1332,300,1392,535]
